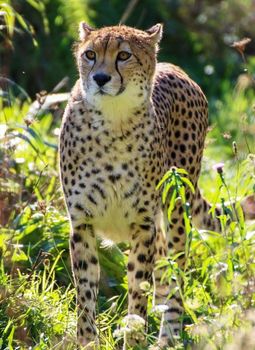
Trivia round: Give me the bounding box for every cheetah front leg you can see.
[124,224,155,349]
[70,221,99,348]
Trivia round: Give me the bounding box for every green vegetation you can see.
[0,1,255,349]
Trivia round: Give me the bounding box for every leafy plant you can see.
[1,2,255,348]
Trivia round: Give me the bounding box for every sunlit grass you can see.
[0,77,255,349]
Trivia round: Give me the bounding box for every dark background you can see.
[1,0,255,103]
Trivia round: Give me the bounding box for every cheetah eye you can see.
[117,51,132,61]
[84,50,96,60]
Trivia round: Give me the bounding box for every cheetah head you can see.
[75,23,162,119]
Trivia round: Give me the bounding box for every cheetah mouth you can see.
[97,89,108,96]
[95,85,126,97]
[96,88,114,96]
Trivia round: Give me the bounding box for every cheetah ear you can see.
[79,22,94,41]
[146,23,163,44]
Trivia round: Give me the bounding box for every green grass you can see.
[0,81,255,349]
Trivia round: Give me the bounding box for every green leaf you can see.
[162,179,174,204]
[180,177,195,193]
[174,168,188,175]
[156,169,173,190]
[12,250,28,262]
[15,12,29,32]
[235,201,245,235]
[26,126,46,152]
[167,189,177,222]
[179,185,186,203]
[11,132,39,154]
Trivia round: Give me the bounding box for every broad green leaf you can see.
[12,249,28,262]
[156,169,173,190]
[167,189,177,222]
[181,177,195,193]
[179,185,186,203]
[173,168,188,175]
[162,179,174,204]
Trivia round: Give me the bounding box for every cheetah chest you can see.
[69,126,155,243]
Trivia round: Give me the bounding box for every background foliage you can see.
[1,0,255,97]
[0,0,255,349]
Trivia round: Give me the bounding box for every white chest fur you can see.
[64,96,155,244]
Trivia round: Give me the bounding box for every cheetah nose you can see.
[93,73,111,87]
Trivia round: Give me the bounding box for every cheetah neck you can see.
[95,96,148,128]
[81,80,152,130]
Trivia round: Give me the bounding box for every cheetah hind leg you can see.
[191,188,221,231]
[152,191,220,349]
[152,207,186,349]
[152,190,255,349]
[124,224,155,349]
[153,188,221,348]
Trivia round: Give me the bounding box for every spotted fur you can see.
[59,23,220,348]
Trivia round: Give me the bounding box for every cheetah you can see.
[59,23,231,348]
